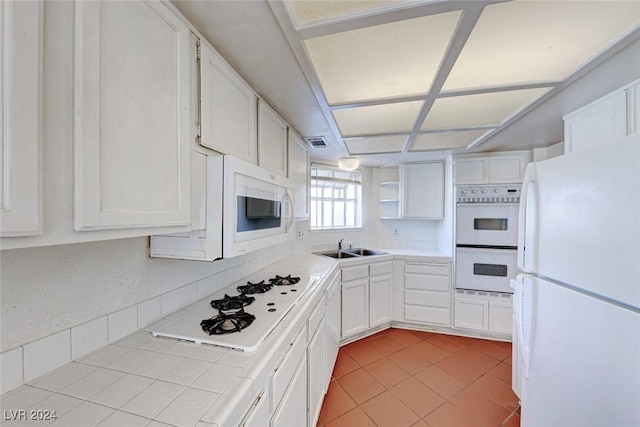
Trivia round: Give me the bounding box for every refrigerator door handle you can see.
[512,275,530,379]
[521,275,535,379]
[518,163,537,273]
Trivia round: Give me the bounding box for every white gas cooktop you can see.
[151,275,316,352]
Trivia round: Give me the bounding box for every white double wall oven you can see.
[455,186,521,294]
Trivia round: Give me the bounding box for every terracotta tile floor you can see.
[318,328,520,427]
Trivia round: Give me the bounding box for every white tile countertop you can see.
[0,254,337,427]
[0,250,450,427]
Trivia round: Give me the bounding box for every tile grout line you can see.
[321,329,517,426]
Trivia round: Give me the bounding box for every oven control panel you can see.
[457,185,521,203]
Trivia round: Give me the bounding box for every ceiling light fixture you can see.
[338,157,359,171]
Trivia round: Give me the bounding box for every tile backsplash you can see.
[1,239,293,395]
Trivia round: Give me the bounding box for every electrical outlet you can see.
[297,230,305,238]
[393,228,399,236]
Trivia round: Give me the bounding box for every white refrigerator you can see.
[512,135,640,427]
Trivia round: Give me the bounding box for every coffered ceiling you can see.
[173,0,640,166]
[270,0,640,156]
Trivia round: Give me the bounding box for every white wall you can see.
[294,165,441,253]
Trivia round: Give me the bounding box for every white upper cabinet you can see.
[454,151,530,185]
[288,131,309,219]
[564,78,640,153]
[453,157,489,185]
[402,162,444,219]
[0,0,43,237]
[150,152,223,261]
[200,41,257,163]
[564,91,627,153]
[74,0,191,230]
[258,100,288,177]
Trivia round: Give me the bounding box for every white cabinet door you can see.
[288,131,309,219]
[369,275,392,328]
[489,153,530,184]
[258,100,288,177]
[241,390,270,427]
[0,0,43,236]
[489,300,513,334]
[150,153,223,261]
[455,157,488,185]
[454,298,489,331]
[564,90,627,153]
[73,0,190,230]
[271,357,307,427]
[200,42,257,163]
[308,321,326,427]
[341,279,369,338]
[631,82,640,135]
[402,162,444,219]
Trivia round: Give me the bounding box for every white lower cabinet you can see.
[240,389,270,427]
[370,275,392,327]
[454,291,512,334]
[489,300,513,334]
[403,262,451,326]
[341,261,392,340]
[454,297,489,331]
[271,357,307,427]
[308,321,326,427]
[341,278,369,338]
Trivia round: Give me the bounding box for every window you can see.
[310,165,362,230]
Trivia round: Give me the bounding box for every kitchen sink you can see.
[314,249,387,259]
[346,248,387,256]
[315,250,360,259]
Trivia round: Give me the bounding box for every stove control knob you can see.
[494,188,500,193]
[471,189,477,194]
[481,189,487,193]
[461,190,467,194]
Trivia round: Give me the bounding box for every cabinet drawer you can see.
[342,264,369,282]
[405,305,450,326]
[405,273,449,292]
[369,261,392,276]
[271,326,307,410]
[405,290,450,308]
[307,296,325,340]
[405,262,449,276]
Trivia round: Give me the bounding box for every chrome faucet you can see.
[338,239,344,250]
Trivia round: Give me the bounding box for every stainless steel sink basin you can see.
[314,248,387,259]
[314,250,360,259]
[346,248,388,256]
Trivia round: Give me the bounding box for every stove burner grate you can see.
[238,280,273,295]
[200,308,256,335]
[268,274,301,286]
[210,294,255,311]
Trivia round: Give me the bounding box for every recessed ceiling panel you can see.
[444,1,640,91]
[333,101,423,137]
[345,135,407,154]
[411,130,489,151]
[421,88,551,131]
[304,11,461,104]
[287,0,407,28]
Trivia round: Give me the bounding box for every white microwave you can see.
[223,156,294,258]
